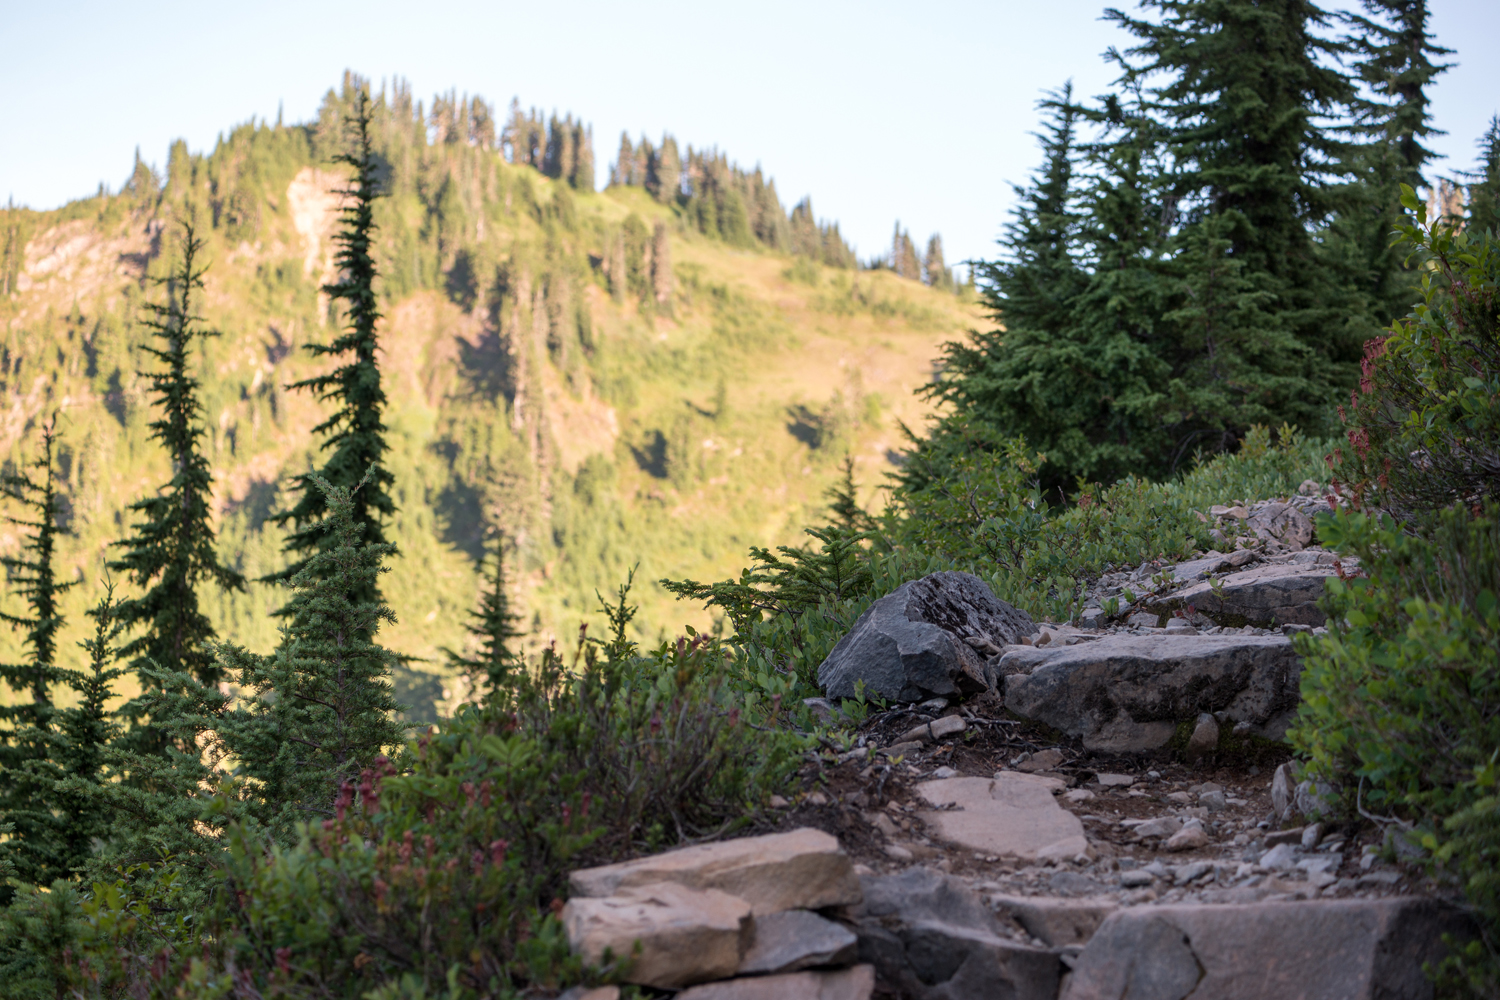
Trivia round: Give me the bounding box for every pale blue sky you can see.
[3,1,1496,268]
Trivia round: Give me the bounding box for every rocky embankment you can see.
[556,492,1469,998]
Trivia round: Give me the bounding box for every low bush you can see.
[0,590,800,999]
[1331,186,1500,518]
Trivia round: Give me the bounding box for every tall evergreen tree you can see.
[648,136,682,204]
[891,223,922,280]
[42,585,128,883]
[444,536,524,696]
[923,234,952,289]
[270,87,396,610]
[612,132,635,186]
[0,420,74,892]
[1468,116,1500,237]
[1106,0,1364,445]
[219,477,404,828]
[571,123,595,191]
[109,225,245,689]
[651,220,674,311]
[1341,0,1450,324]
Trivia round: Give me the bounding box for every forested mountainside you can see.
[0,77,976,719]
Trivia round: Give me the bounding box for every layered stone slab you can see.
[1000,634,1302,751]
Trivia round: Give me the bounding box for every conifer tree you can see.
[218,476,404,827]
[571,123,595,191]
[931,84,1180,486]
[43,584,127,882]
[444,537,523,696]
[1341,0,1450,324]
[1108,0,1362,386]
[270,87,396,609]
[0,419,73,891]
[612,132,635,186]
[110,225,245,690]
[651,220,674,311]
[649,135,682,204]
[1468,116,1500,237]
[923,234,952,289]
[891,223,921,280]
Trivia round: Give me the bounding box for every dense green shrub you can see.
[0,602,800,999]
[1291,507,1499,994]
[1296,204,1500,995]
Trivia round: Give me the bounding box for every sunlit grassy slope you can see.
[0,122,978,719]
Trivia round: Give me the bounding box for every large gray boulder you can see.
[817,572,1036,702]
[849,868,1060,1000]
[1001,635,1301,751]
[1062,898,1473,1000]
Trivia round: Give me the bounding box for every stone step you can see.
[999,634,1301,751]
[1062,897,1474,1000]
[568,826,861,915]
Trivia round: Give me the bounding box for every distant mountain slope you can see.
[0,79,978,718]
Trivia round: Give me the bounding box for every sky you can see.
[2,0,1497,269]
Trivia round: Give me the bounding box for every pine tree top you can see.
[272,85,397,601]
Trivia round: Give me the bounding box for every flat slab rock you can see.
[561,882,752,989]
[817,571,1036,702]
[1154,562,1336,627]
[1062,897,1475,1000]
[1000,634,1301,751]
[915,773,1089,862]
[568,827,861,915]
[676,965,875,1000]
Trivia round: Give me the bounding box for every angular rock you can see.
[738,909,858,975]
[1095,773,1135,787]
[1061,898,1474,1000]
[851,868,1060,1000]
[568,828,861,916]
[817,572,1037,702]
[915,774,1089,862]
[677,965,875,1000]
[561,883,752,989]
[1247,501,1315,550]
[1185,712,1219,761]
[1271,762,1297,819]
[1162,563,1335,627]
[1131,817,1181,840]
[1000,635,1302,751]
[990,895,1118,947]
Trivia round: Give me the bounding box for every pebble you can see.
[1199,791,1227,812]
[768,795,789,809]
[1173,861,1212,884]
[805,791,829,806]
[1063,789,1096,803]
[1120,869,1155,888]
[931,766,959,779]
[884,844,914,862]
[1301,823,1324,849]
[1096,773,1135,787]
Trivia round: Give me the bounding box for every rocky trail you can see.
[556,495,1472,999]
